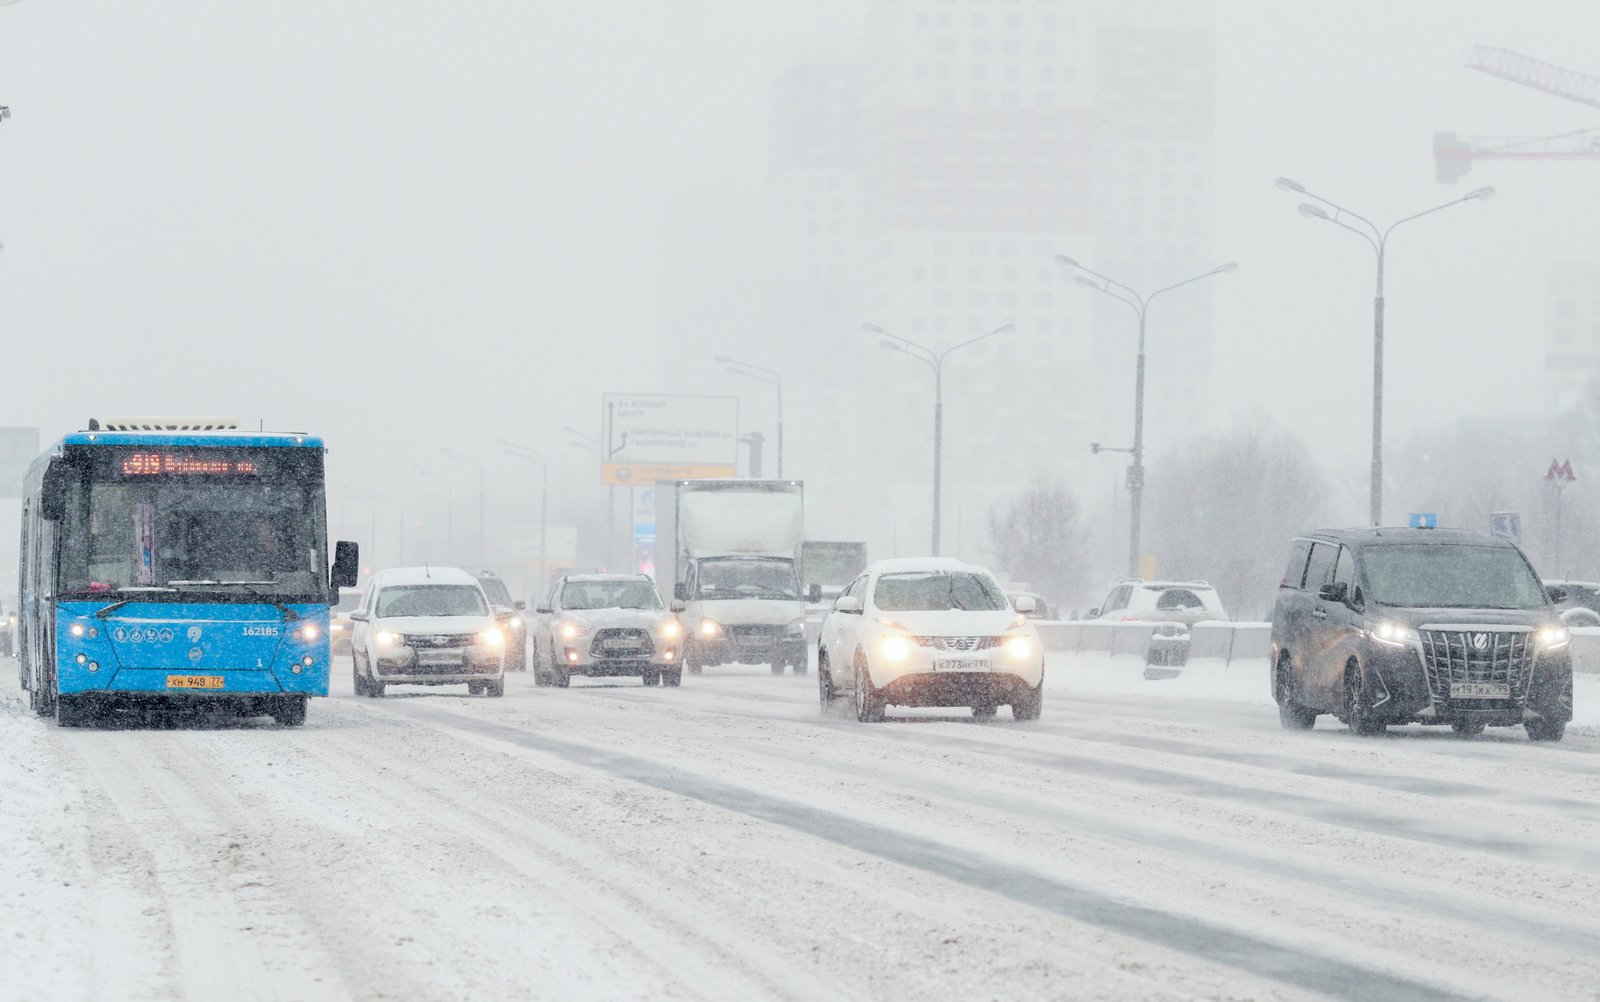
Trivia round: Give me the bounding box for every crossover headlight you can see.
[657,619,682,640]
[699,619,722,639]
[1538,625,1571,650]
[479,627,505,647]
[558,619,589,641]
[374,630,399,647]
[880,634,912,663]
[1371,621,1418,647]
[1005,635,1033,661]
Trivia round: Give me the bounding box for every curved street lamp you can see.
[1275,177,1494,525]
[1056,256,1238,576]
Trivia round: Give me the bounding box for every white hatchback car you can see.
[349,566,508,698]
[817,558,1045,722]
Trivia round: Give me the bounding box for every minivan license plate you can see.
[1451,682,1509,699]
[934,658,990,672]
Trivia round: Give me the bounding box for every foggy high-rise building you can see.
[1543,259,1600,412]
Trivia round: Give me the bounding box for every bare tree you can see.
[1145,424,1330,620]
[987,480,1091,613]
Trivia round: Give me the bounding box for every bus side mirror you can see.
[40,461,71,521]
[674,582,689,602]
[331,541,360,592]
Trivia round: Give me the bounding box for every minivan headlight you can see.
[1371,621,1418,647]
[1538,625,1571,650]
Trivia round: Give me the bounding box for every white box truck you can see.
[656,479,813,675]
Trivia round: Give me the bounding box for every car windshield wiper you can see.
[93,587,180,619]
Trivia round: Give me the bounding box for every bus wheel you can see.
[272,696,307,727]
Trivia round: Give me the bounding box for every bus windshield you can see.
[56,447,328,601]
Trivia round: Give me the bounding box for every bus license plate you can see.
[1451,682,1509,699]
[166,675,224,690]
[934,658,991,673]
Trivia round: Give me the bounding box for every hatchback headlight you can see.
[1371,621,1418,647]
[375,630,399,647]
[1538,625,1571,650]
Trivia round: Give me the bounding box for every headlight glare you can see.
[700,619,722,638]
[1005,636,1033,660]
[658,620,681,640]
[1371,621,1418,647]
[480,627,505,647]
[375,631,398,647]
[880,635,912,663]
[1539,625,1571,650]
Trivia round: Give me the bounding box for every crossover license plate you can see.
[934,658,991,672]
[1451,682,1510,699]
[418,652,462,664]
[166,675,224,690]
[602,639,641,650]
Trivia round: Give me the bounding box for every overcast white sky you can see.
[1,0,1596,494]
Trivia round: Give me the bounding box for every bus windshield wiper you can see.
[170,580,301,621]
[94,587,179,619]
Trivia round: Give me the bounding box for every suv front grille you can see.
[916,636,1000,652]
[1418,629,1534,705]
[590,628,653,657]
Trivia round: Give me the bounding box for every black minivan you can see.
[1270,528,1573,741]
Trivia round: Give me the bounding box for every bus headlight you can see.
[1005,636,1033,661]
[295,624,320,642]
[70,623,86,638]
[880,635,912,663]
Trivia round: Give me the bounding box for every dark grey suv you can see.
[1270,528,1573,741]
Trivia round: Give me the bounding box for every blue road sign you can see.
[1408,513,1438,529]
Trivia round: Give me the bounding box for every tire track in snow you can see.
[381,701,1466,1002]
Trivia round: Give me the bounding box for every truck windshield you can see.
[562,580,662,610]
[874,571,1008,612]
[57,448,327,601]
[1362,544,1548,610]
[697,559,800,601]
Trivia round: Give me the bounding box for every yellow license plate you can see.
[166,675,225,690]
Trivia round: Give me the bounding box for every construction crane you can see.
[1434,46,1600,183]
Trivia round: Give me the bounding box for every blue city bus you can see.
[16,419,359,726]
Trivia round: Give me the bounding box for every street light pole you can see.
[863,321,1015,556]
[715,355,784,478]
[1057,256,1238,577]
[1275,177,1494,526]
[442,450,485,565]
[498,440,549,596]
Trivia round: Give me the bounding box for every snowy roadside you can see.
[0,686,91,1000]
[1044,648,1600,729]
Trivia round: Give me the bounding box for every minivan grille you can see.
[1418,629,1534,705]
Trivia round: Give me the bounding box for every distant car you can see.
[1007,591,1055,620]
[328,587,363,656]
[817,557,1044,722]
[473,570,529,671]
[1090,580,1227,626]
[533,574,683,687]
[348,566,507,698]
[1543,580,1600,627]
[1271,528,1572,741]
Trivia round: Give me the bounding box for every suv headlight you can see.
[1538,625,1571,650]
[657,619,682,641]
[699,619,722,639]
[558,618,590,641]
[1004,635,1033,661]
[880,634,912,663]
[1371,621,1418,647]
[479,627,505,647]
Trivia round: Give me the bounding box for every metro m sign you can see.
[601,394,739,486]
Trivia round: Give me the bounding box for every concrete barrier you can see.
[1036,620,1271,668]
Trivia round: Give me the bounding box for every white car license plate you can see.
[1451,682,1510,699]
[934,658,991,673]
[419,652,462,665]
[602,639,639,651]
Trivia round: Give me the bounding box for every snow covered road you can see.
[7,657,1600,1001]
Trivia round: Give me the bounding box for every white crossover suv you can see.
[349,566,508,697]
[817,558,1045,722]
[532,574,684,687]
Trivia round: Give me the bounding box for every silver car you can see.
[533,574,684,687]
